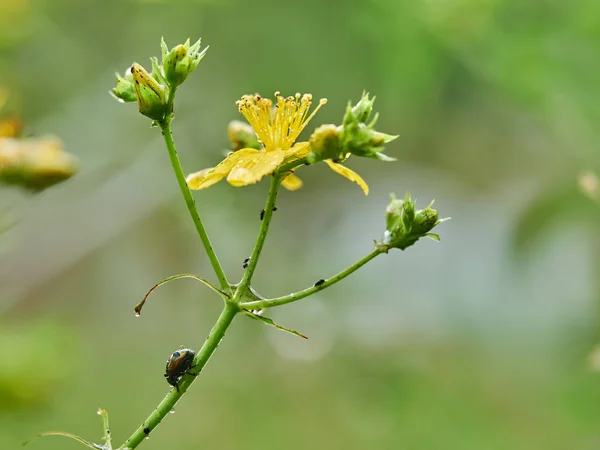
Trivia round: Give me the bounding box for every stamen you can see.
[236,92,326,151]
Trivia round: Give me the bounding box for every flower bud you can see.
[344,122,397,162]
[333,93,398,161]
[164,44,190,87]
[307,124,343,163]
[401,193,415,229]
[228,120,260,151]
[412,203,440,235]
[343,92,376,125]
[130,63,168,121]
[382,193,448,250]
[162,38,208,88]
[110,68,137,103]
[385,193,405,233]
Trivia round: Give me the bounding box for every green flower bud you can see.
[412,202,440,235]
[228,120,260,151]
[385,193,406,233]
[346,128,397,161]
[307,124,344,163]
[401,193,415,229]
[130,63,168,121]
[337,93,398,161]
[383,194,448,250]
[164,44,190,86]
[110,68,137,103]
[161,37,208,88]
[343,92,376,125]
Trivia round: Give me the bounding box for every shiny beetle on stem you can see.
[164,348,196,391]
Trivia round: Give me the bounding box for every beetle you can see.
[164,348,196,391]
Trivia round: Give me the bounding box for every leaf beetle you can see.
[164,348,196,391]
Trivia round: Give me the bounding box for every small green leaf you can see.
[369,151,397,162]
[150,56,167,86]
[242,309,308,339]
[160,37,169,61]
[426,233,440,241]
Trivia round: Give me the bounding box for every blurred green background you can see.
[2,0,600,448]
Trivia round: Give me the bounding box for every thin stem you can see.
[134,273,228,316]
[98,408,112,449]
[238,175,282,291]
[241,246,385,310]
[158,117,230,294]
[120,302,238,450]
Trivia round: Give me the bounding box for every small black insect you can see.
[272,206,278,212]
[314,279,325,287]
[143,426,151,435]
[164,348,196,391]
[260,209,265,220]
[243,257,250,269]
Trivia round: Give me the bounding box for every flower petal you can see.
[281,173,303,191]
[323,159,369,195]
[227,149,285,187]
[186,148,259,190]
[0,117,22,138]
[281,141,310,170]
[283,141,310,160]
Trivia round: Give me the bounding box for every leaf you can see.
[23,431,103,449]
[425,233,440,241]
[134,274,226,316]
[242,309,308,339]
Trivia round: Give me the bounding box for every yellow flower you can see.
[0,87,22,138]
[0,136,78,191]
[186,92,369,194]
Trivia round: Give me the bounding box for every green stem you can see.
[158,117,230,294]
[238,175,282,292]
[241,246,384,310]
[120,302,238,450]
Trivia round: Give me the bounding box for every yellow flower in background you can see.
[0,87,22,138]
[0,116,22,138]
[0,136,78,191]
[0,87,78,192]
[186,92,369,194]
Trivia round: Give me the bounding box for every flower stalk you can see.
[241,245,386,310]
[158,112,230,294]
[238,174,282,291]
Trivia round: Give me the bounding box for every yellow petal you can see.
[0,117,22,138]
[324,159,369,195]
[283,141,310,160]
[186,148,259,190]
[227,149,285,187]
[281,173,303,191]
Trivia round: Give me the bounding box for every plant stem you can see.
[238,175,282,292]
[158,117,230,294]
[120,302,238,450]
[241,246,385,310]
